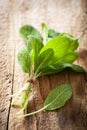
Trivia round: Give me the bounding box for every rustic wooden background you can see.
[0,0,87,130]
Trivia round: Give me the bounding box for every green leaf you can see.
[37,63,65,76]
[34,33,84,77]
[40,34,73,58]
[35,49,54,76]
[48,29,60,38]
[39,33,79,66]
[41,23,60,42]
[60,33,80,53]
[44,84,72,110]
[37,63,84,76]
[19,25,42,42]
[27,36,43,70]
[68,64,85,72]
[56,52,78,63]
[41,23,48,42]
[48,52,78,66]
[17,47,31,73]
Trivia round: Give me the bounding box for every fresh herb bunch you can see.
[12,23,84,117]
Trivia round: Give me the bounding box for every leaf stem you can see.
[17,106,46,117]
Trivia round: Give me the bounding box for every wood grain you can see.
[0,0,87,130]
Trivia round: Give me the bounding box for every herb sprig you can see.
[12,23,85,117]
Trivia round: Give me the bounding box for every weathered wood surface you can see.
[0,0,87,130]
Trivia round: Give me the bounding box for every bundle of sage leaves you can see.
[12,23,85,117]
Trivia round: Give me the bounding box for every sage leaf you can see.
[41,23,60,42]
[41,23,48,43]
[56,52,78,63]
[40,33,75,58]
[39,33,80,66]
[27,36,43,70]
[48,29,60,38]
[19,25,42,42]
[68,64,85,72]
[37,63,85,76]
[17,47,31,73]
[35,49,54,76]
[44,84,72,110]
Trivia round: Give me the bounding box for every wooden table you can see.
[0,0,87,130]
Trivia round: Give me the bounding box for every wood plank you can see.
[0,0,15,130]
[0,0,87,130]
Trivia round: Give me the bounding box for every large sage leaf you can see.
[39,33,79,67]
[17,47,31,73]
[35,49,54,76]
[27,36,43,70]
[44,84,72,110]
[19,25,42,42]
[55,52,78,63]
[37,63,85,76]
[40,34,70,57]
[48,52,78,66]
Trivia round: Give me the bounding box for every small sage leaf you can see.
[44,84,72,110]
